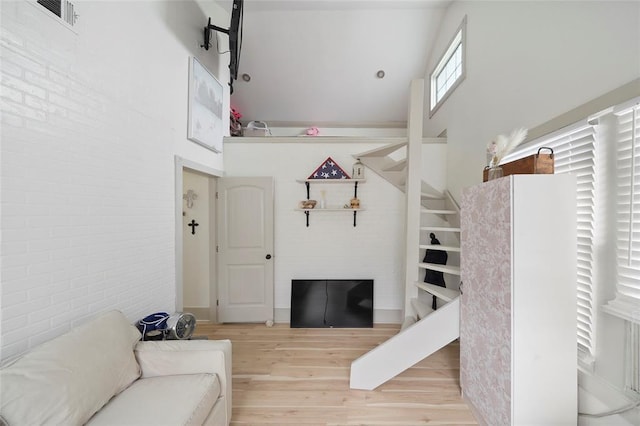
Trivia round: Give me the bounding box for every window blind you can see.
[505,124,597,357]
[603,105,640,324]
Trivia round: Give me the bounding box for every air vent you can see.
[37,0,77,26]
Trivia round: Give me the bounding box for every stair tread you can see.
[420,226,461,232]
[421,192,442,199]
[419,244,461,252]
[418,262,461,275]
[421,208,457,215]
[414,282,461,302]
[410,298,434,320]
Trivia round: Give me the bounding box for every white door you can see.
[217,177,274,323]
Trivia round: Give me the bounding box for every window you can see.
[429,16,466,116]
[603,102,640,324]
[36,0,77,27]
[505,122,597,362]
[610,102,640,398]
[506,97,640,372]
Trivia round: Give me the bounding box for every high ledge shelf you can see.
[295,179,365,227]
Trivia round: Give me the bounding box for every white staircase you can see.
[349,298,460,390]
[349,79,461,390]
[406,198,461,335]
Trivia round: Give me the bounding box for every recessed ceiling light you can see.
[242,73,251,82]
[376,70,385,79]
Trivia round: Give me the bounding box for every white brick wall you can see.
[0,0,228,360]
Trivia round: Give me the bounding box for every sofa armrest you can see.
[134,339,232,420]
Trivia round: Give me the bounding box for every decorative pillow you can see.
[0,310,141,425]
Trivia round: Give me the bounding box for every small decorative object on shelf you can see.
[306,126,319,136]
[319,190,326,209]
[485,127,528,181]
[230,106,243,136]
[483,146,555,182]
[350,197,360,209]
[352,158,365,179]
[245,120,271,136]
[299,200,317,209]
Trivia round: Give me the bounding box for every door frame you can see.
[174,156,223,320]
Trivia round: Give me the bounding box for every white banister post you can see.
[403,79,424,317]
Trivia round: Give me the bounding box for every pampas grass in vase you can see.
[486,128,528,180]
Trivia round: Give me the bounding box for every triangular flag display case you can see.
[308,157,351,180]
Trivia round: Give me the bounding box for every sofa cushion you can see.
[86,373,221,426]
[0,310,141,425]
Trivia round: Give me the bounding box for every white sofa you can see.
[0,310,232,426]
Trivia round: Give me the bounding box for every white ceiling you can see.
[216,0,451,127]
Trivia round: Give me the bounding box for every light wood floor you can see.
[196,323,478,425]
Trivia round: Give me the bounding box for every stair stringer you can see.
[349,297,460,390]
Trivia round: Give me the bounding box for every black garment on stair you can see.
[423,233,448,310]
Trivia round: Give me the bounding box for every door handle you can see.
[265,254,272,260]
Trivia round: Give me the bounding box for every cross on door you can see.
[188,219,199,235]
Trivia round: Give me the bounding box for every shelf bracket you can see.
[354,181,358,198]
[305,182,310,200]
[305,210,309,227]
[353,211,357,227]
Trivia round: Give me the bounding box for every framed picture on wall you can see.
[188,56,223,153]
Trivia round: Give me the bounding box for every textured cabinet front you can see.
[460,177,512,425]
[460,175,577,426]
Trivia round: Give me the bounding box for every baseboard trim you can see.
[374,309,403,324]
[273,308,403,325]
[274,308,290,323]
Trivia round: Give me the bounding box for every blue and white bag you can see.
[136,312,170,338]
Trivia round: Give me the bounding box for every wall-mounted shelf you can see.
[295,208,365,212]
[224,136,447,145]
[295,179,366,184]
[297,179,365,227]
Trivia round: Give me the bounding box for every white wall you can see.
[423,0,640,415]
[0,0,230,361]
[223,140,447,322]
[424,0,640,202]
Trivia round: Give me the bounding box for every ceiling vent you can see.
[37,0,78,26]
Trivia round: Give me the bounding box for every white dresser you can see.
[460,174,577,425]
